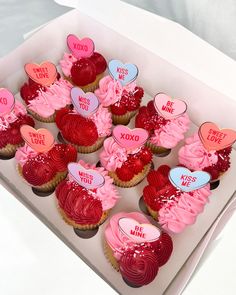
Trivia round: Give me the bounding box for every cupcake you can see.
[55,160,120,230]
[15,125,77,193]
[95,59,144,125]
[20,61,73,123]
[135,93,190,155]
[178,122,236,182]
[60,34,107,92]
[0,88,35,158]
[143,165,212,233]
[104,212,173,287]
[99,126,152,187]
[55,87,112,153]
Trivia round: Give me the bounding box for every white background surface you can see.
[0,1,236,294]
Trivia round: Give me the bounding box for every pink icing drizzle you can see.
[105,212,151,260]
[158,184,211,233]
[178,133,218,170]
[69,160,120,211]
[150,113,190,148]
[99,137,128,171]
[60,52,77,77]
[0,101,27,131]
[15,143,38,167]
[95,76,136,107]
[28,78,73,118]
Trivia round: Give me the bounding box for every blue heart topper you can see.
[108,60,138,86]
[169,167,211,192]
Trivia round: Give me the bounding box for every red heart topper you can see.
[24,61,57,86]
[199,122,236,151]
[154,93,187,119]
[20,125,55,153]
[0,88,15,115]
[67,34,94,59]
[112,125,149,150]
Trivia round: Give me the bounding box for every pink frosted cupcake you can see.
[55,160,120,230]
[135,93,190,155]
[20,61,73,123]
[56,87,112,153]
[143,165,211,233]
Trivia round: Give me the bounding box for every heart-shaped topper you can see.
[118,217,161,243]
[24,61,57,86]
[0,88,15,115]
[154,93,187,119]
[169,167,211,192]
[20,125,54,153]
[199,122,236,151]
[68,162,105,190]
[67,34,94,59]
[108,60,138,86]
[71,87,99,117]
[113,125,149,150]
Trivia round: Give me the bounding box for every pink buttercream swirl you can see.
[0,101,27,131]
[105,212,151,260]
[89,105,112,137]
[150,113,190,149]
[159,185,211,233]
[95,76,136,107]
[27,78,73,118]
[178,133,218,170]
[69,160,120,211]
[99,137,128,171]
[15,143,38,167]
[60,52,77,77]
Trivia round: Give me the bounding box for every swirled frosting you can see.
[0,101,27,131]
[150,113,190,148]
[95,76,136,107]
[88,105,112,137]
[15,144,38,166]
[60,52,77,77]
[99,137,128,171]
[159,185,211,233]
[178,133,218,170]
[27,78,72,118]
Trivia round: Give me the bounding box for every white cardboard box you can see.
[1,1,236,294]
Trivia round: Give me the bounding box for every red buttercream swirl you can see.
[150,232,173,266]
[119,245,159,287]
[55,179,103,225]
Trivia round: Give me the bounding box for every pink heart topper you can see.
[0,88,15,115]
[68,162,105,190]
[154,93,187,119]
[24,61,57,86]
[118,218,161,243]
[113,125,149,150]
[71,87,99,117]
[20,125,54,153]
[199,122,236,151]
[67,34,94,59]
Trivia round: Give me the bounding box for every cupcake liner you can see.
[58,207,110,230]
[0,143,23,158]
[60,135,105,154]
[64,72,105,93]
[112,110,137,126]
[17,164,67,192]
[104,239,120,271]
[146,205,159,221]
[27,108,56,123]
[109,162,152,188]
[146,141,171,156]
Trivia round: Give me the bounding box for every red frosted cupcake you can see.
[60,34,107,92]
[15,125,77,193]
[0,88,34,158]
[56,160,120,230]
[56,87,112,153]
[95,59,144,125]
[20,61,72,123]
[104,212,173,287]
[99,126,152,187]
